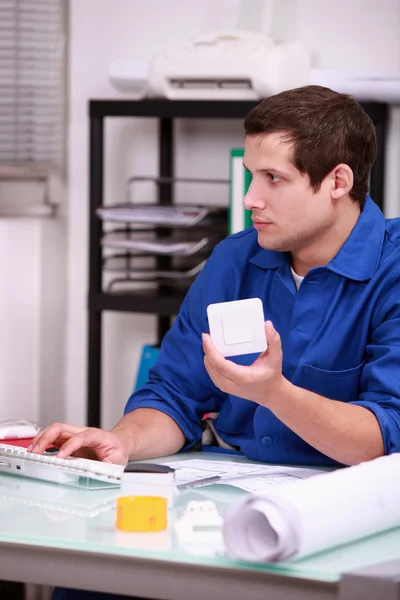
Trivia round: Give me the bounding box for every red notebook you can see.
[0,438,34,448]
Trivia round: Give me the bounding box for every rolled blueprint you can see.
[223,453,400,562]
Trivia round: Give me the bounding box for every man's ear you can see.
[330,163,354,199]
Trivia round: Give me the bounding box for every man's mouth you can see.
[252,218,273,230]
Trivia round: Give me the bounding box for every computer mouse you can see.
[0,420,40,440]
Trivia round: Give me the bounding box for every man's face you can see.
[243,133,335,253]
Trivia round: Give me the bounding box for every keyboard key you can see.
[0,443,123,487]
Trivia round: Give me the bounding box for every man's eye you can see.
[267,173,282,184]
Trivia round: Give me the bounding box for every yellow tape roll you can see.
[116,495,168,532]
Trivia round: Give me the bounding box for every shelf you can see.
[89,98,388,122]
[90,99,260,119]
[87,95,389,428]
[89,291,185,315]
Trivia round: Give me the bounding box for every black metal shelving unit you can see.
[88,99,388,427]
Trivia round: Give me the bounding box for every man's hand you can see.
[28,423,129,465]
[202,320,284,405]
[204,320,384,465]
[27,409,186,464]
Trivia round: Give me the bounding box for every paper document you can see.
[106,261,206,282]
[162,459,324,491]
[225,471,318,493]
[223,453,400,563]
[101,237,209,256]
[96,205,209,227]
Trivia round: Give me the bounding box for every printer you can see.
[148,30,310,101]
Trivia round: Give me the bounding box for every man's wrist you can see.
[265,375,293,411]
[111,423,138,458]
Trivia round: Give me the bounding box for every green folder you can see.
[229,148,252,235]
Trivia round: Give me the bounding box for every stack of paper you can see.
[101,237,209,256]
[107,261,206,283]
[223,453,400,563]
[162,458,325,492]
[96,205,209,227]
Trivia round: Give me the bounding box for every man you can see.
[32,85,400,470]
[43,85,400,599]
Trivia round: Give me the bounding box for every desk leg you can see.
[0,581,25,600]
[339,558,400,600]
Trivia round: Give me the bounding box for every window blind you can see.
[0,0,65,215]
[0,0,65,166]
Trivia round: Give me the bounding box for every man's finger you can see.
[253,321,281,366]
[265,320,282,351]
[204,334,248,381]
[28,424,67,453]
[204,355,220,387]
[29,423,86,454]
[204,354,246,396]
[57,429,104,459]
[28,431,44,451]
[202,332,215,354]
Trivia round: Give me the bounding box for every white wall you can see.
[0,221,40,422]
[0,216,66,426]
[0,0,67,429]
[295,0,400,70]
[294,0,400,219]
[67,0,400,430]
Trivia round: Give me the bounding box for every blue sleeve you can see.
[124,247,228,449]
[350,281,400,454]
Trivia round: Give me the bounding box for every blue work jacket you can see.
[125,196,400,466]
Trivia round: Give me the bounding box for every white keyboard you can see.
[0,444,125,488]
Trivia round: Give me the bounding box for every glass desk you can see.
[0,452,399,600]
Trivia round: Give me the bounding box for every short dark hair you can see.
[244,85,377,207]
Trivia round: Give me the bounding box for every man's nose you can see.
[243,180,266,211]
